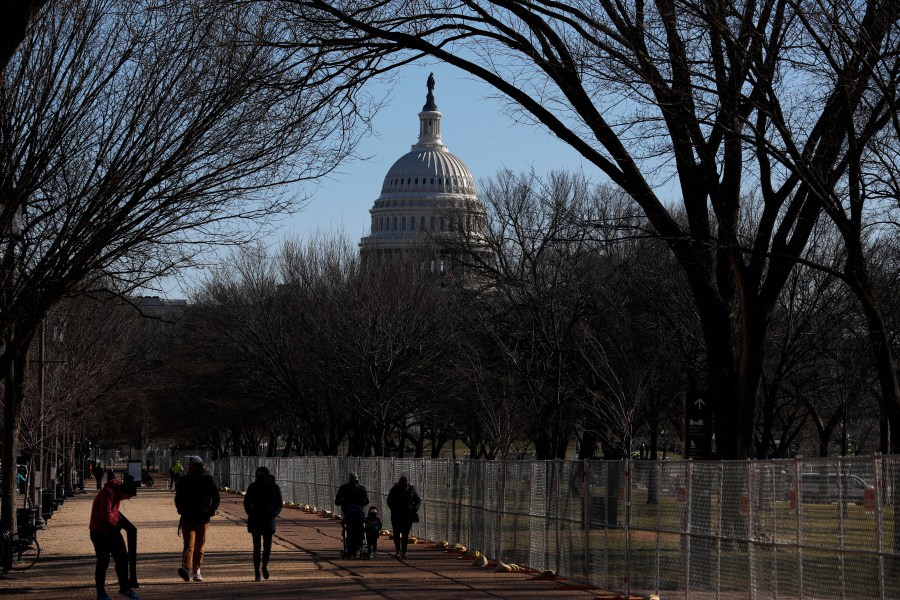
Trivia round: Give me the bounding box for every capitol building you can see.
[359,75,486,267]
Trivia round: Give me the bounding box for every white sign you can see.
[127,461,142,484]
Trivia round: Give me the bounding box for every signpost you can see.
[683,390,714,459]
[127,460,142,485]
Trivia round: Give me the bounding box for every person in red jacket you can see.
[89,478,139,600]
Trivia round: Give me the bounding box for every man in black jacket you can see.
[174,456,219,582]
[334,472,369,557]
[334,472,369,512]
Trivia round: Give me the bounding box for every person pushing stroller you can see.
[334,472,369,558]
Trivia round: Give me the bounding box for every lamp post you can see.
[79,423,88,492]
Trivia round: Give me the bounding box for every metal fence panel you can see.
[208,455,898,599]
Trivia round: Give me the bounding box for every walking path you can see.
[1,485,613,599]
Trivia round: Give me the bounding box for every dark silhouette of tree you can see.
[0,0,372,532]
[0,0,48,74]
[271,0,900,462]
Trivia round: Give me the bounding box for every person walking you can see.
[89,477,139,600]
[334,472,369,513]
[364,507,383,558]
[170,459,184,491]
[174,456,220,582]
[334,472,369,558]
[15,467,27,494]
[243,466,283,581]
[94,463,105,491]
[386,474,420,559]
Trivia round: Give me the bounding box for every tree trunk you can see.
[844,266,900,561]
[0,1,48,75]
[580,427,598,460]
[849,281,900,453]
[1,343,29,536]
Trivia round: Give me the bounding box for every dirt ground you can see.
[1,484,608,599]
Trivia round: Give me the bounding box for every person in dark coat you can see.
[386,474,420,559]
[243,466,283,581]
[334,472,369,513]
[94,463,105,491]
[174,456,220,582]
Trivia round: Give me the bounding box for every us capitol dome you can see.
[359,74,486,262]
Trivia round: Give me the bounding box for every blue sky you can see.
[158,65,592,297]
[282,65,589,243]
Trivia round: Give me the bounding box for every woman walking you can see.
[386,474,420,559]
[243,466,283,580]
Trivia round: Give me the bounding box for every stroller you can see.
[340,505,369,559]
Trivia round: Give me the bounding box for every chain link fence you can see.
[210,455,900,599]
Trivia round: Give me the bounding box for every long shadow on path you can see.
[1,485,602,599]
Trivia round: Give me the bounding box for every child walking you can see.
[365,507,383,558]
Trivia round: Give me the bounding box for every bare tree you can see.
[0,0,48,74]
[759,224,876,458]
[748,2,900,461]
[271,0,900,462]
[445,170,624,458]
[187,240,348,456]
[0,0,371,531]
[19,292,142,499]
[156,290,285,457]
[329,251,456,456]
[447,324,531,460]
[278,234,364,455]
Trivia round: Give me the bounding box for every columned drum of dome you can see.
[359,75,486,262]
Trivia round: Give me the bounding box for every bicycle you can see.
[141,470,155,488]
[1,521,41,571]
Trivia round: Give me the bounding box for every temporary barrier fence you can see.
[209,455,900,599]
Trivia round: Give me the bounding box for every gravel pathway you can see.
[1,484,606,599]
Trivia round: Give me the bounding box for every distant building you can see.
[359,74,487,270]
[131,295,187,318]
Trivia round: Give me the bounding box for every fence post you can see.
[497,460,505,563]
[874,454,884,599]
[685,460,692,598]
[795,458,803,599]
[838,458,847,598]
[624,458,631,599]
[583,458,590,585]
[552,460,559,574]
[654,460,661,596]
[420,457,426,542]
[445,457,451,546]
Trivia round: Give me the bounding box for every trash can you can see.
[41,490,55,520]
[16,507,36,533]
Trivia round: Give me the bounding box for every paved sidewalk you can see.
[0,485,609,599]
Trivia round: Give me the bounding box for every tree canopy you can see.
[270,0,900,458]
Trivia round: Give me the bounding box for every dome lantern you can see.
[416,72,444,150]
